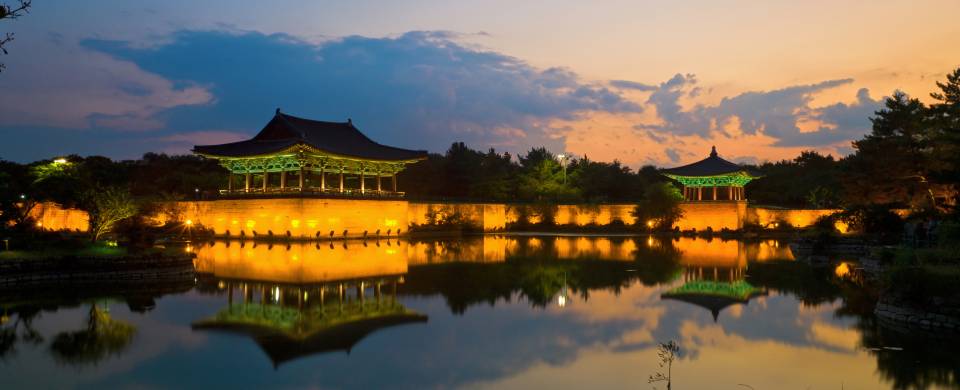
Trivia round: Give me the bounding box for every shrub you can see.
[631,183,684,231]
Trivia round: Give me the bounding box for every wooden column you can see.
[245,173,251,192]
[320,166,326,191]
[697,187,702,201]
[376,170,382,192]
[280,171,286,189]
[728,186,732,200]
[392,173,397,192]
[360,169,366,194]
[262,169,268,192]
[298,166,304,190]
[339,166,344,193]
[712,186,717,201]
[228,174,233,192]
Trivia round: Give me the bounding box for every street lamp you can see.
[556,154,569,184]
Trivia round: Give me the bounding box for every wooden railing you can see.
[218,187,406,198]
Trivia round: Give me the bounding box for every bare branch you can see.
[0,1,32,20]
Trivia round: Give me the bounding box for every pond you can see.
[1,236,957,389]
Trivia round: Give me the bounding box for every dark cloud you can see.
[664,148,681,163]
[637,74,881,147]
[75,30,640,156]
[609,79,658,91]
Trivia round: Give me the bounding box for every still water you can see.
[1,236,957,389]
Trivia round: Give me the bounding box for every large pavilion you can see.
[661,146,761,201]
[193,109,428,197]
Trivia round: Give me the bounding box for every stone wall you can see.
[29,202,89,232]
[746,207,841,229]
[163,198,409,239]
[30,199,842,235]
[875,301,960,333]
[407,202,507,231]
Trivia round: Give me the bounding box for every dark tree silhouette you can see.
[0,0,31,72]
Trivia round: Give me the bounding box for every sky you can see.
[0,0,958,167]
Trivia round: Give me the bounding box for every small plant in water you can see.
[649,340,680,390]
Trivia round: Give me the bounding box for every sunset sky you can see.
[1,0,958,167]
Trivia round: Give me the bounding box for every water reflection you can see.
[0,236,957,389]
[192,276,426,367]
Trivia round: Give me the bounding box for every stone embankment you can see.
[875,301,960,334]
[0,253,195,286]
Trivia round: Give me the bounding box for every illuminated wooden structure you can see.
[192,276,427,367]
[661,146,760,201]
[193,109,428,198]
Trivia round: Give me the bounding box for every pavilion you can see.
[193,109,428,197]
[661,146,761,201]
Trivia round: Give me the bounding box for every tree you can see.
[85,187,139,242]
[927,67,960,211]
[517,148,577,202]
[843,91,933,208]
[0,0,31,72]
[631,182,684,230]
[648,340,680,390]
[49,303,136,366]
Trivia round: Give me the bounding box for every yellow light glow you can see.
[185,219,193,226]
[646,220,655,228]
[834,220,849,234]
[385,219,398,227]
[834,262,851,278]
[290,219,300,228]
[53,158,68,164]
[557,294,567,307]
[35,221,43,227]
[246,220,256,229]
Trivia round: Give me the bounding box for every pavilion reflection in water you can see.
[661,238,774,322]
[192,253,426,367]
[191,236,793,362]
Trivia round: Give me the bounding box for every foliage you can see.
[631,182,684,231]
[838,205,904,244]
[84,187,139,242]
[412,205,480,232]
[746,151,843,208]
[400,143,658,203]
[49,304,136,366]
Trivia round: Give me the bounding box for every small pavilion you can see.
[193,109,428,197]
[661,146,760,201]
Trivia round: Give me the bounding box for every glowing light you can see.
[290,219,301,228]
[384,219,398,227]
[53,158,67,164]
[647,220,655,228]
[185,245,193,253]
[185,219,193,226]
[557,294,567,307]
[834,220,850,234]
[246,220,256,229]
[834,262,851,278]
[217,281,226,289]
[35,221,43,227]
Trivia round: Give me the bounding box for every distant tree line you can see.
[2,68,959,240]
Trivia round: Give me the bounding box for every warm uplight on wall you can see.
[647,220,655,228]
[35,221,42,228]
[185,219,193,226]
[53,158,67,164]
